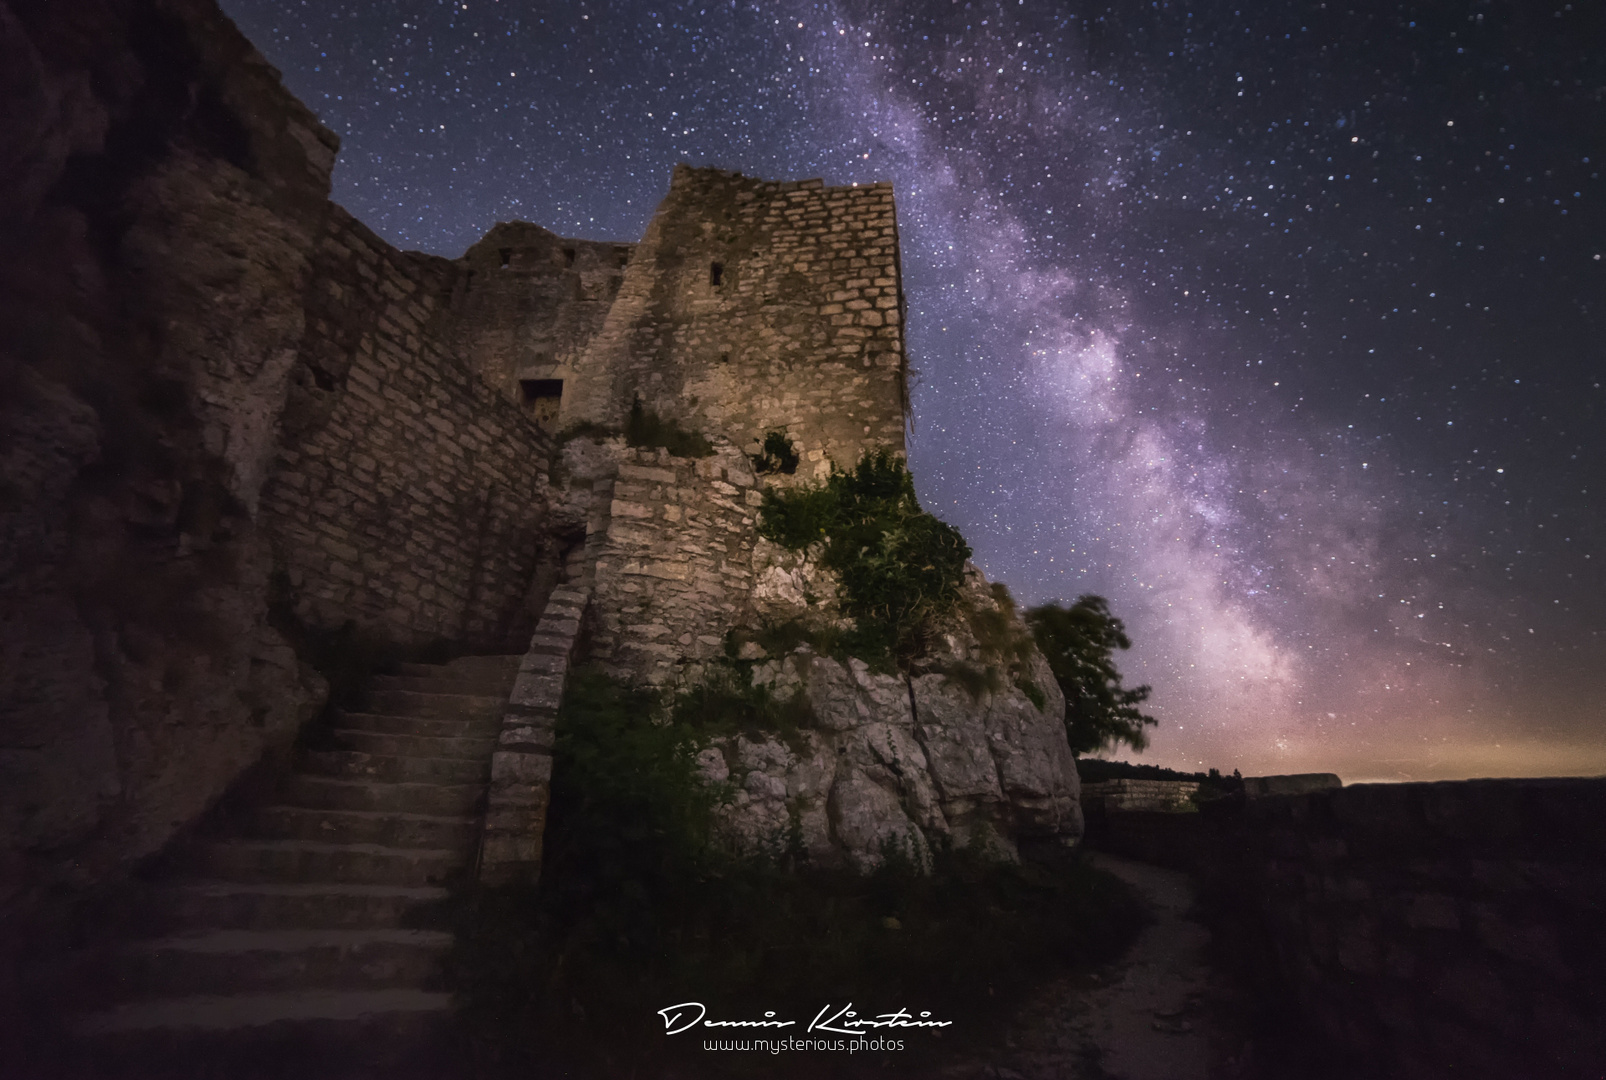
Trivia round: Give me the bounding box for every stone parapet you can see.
[259,205,555,652]
[1080,778,1201,813]
[478,584,592,883]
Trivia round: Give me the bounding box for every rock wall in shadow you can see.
[0,0,337,923]
[0,0,557,1002]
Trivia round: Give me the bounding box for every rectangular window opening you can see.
[520,378,564,427]
[709,261,724,287]
[499,248,511,268]
[563,247,577,267]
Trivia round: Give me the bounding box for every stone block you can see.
[489,748,553,787]
[498,732,556,761]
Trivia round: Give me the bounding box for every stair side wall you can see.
[480,584,592,883]
[258,204,556,654]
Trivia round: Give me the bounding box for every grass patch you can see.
[449,667,1147,1078]
[757,449,971,670]
[939,581,1046,708]
[626,397,714,458]
[729,618,853,667]
[934,659,1003,702]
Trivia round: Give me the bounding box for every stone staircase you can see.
[70,654,523,1078]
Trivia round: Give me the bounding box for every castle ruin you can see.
[6,5,1604,1077]
[0,0,1079,1060]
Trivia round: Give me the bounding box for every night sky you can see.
[220,0,1603,782]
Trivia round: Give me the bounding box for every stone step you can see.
[111,929,454,998]
[443,654,524,683]
[252,806,479,850]
[394,662,452,678]
[279,776,483,817]
[365,688,504,722]
[328,728,497,762]
[149,882,449,933]
[297,749,490,786]
[336,710,497,739]
[394,655,523,684]
[369,673,507,696]
[199,840,462,887]
[72,989,456,1078]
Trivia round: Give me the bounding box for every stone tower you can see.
[562,166,910,474]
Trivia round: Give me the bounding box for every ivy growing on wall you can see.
[757,448,971,669]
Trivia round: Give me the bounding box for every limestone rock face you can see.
[705,638,1082,872]
[0,0,336,912]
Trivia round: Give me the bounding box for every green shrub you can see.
[669,660,814,750]
[1026,596,1157,756]
[758,449,971,669]
[755,483,837,549]
[625,397,714,457]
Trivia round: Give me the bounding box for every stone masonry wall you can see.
[1089,779,1606,1079]
[444,222,631,421]
[1080,778,1201,813]
[563,166,908,477]
[260,205,555,653]
[585,440,766,685]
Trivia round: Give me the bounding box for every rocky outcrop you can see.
[0,0,336,918]
[699,601,1083,871]
[540,427,1083,871]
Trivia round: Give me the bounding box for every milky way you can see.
[221,0,1604,780]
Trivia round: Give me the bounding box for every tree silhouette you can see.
[1024,596,1157,756]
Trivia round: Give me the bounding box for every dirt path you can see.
[946,852,1243,1080]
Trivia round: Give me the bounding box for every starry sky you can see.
[221,0,1603,782]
